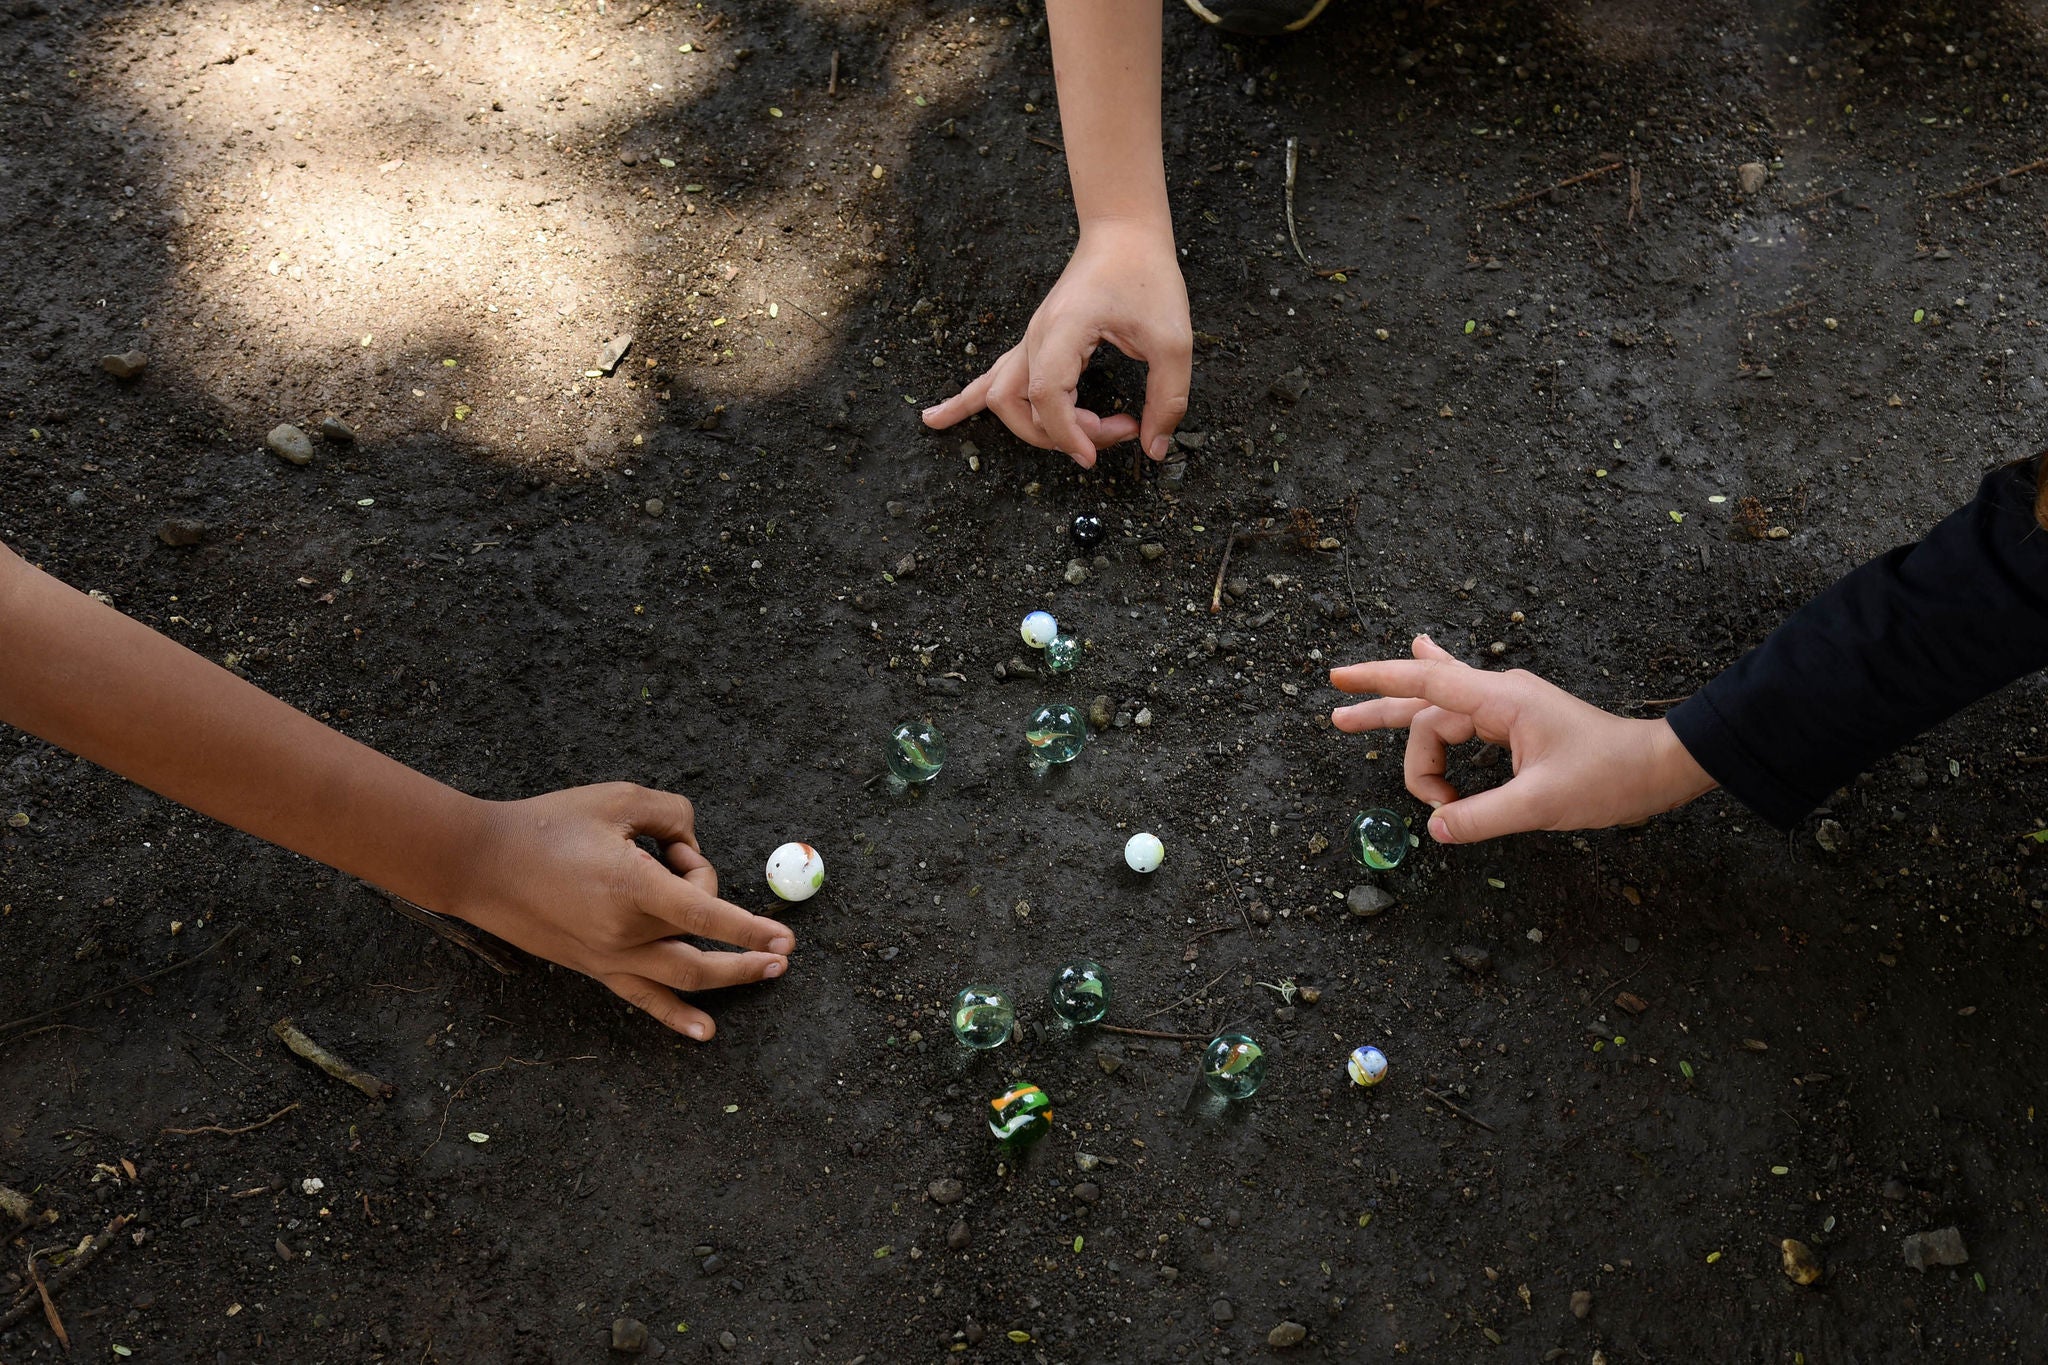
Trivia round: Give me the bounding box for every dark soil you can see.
[6,0,2048,1359]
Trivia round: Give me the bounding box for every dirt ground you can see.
[5,0,2048,1359]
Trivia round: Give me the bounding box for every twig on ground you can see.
[0,925,246,1042]
[1933,156,2048,200]
[1143,969,1231,1021]
[1421,1088,1498,1133]
[1787,185,1845,210]
[827,49,839,96]
[26,1250,65,1350]
[272,1019,394,1100]
[1184,923,1236,946]
[1028,136,1064,153]
[1098,1024,1203,1042]
[374,891,521,976]
[1339,545,1371,636]
[163,1101,301,1138]
[0,1024,103,1053]
[1626,695,1691,710]
[0,1213,132,1334]
[1485,160,1624,212]
[1284,136,1310,268]
[1627,163,1642,225]
[1209,524,1241,614]
[782,297,834,335]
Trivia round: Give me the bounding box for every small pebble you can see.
[644,498,665,516]
[1211,1298,1234,1324]
[947,1220,971,1251]
[99,350,147,380]
[719,1330,738,1351]
[1139,542,1165,561]
[928,1178,965,1206]
[158,519,206,548]
[1075,1152,1101,1172]
[1064,559,1089,586]
[1268,1321,1307,1348]
[266,423,314,466]
[1346,885,1394,918]
[1901,1226,1968,1270]
[1451,945,1493,973]
[699,1253,726,1276]
[317,416,357,444]
[1095,1051,1122,1075]
[1737,161,1769,195]
[1071,1182,1100,1205]
[1571,1290,1592,1319]
[1134,707,1154,727]
[610,1318,648,1354]
[1087,695,1113,731]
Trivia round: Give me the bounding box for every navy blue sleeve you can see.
[1667,458,2048,830]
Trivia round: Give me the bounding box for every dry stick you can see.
[1339,546,1371,636]
[375,891,520,977]
[1627,163,1642,226]
[1420,1087,1498,1134]
[0,925,247,1042]
[1098,1024,1203,1042]
[827,49,839,96]
[1787,185,1845,210]
[1284,136,1310,268]
[1209,524,1241,614]
[0,1213,132,1334]
[0,1023,102,1053]
[1143,968,1230,1021]
[1485,160,1624,213]
[1934,155,2048,200]
[163,1101,301,1138]
[272,1019,394,1101]
[782,297,834,335]
[26,1250,66,1350]
[1028,135,1064,153]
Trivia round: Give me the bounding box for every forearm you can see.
[1669,459,2048,827]
[0,541,485,909]
[1046,0,1170,231]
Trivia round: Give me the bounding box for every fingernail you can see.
[920,405,938,419]
[763,959,786,979]
[1428,815,1453,843]
[1429,799,1445,811]
[769,935,794,954]
[1150,436,1169,460]
[686,1022,709,1041]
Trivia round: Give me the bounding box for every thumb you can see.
[1427,783,1544,845]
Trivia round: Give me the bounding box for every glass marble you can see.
[1021,611,1059,650]
[987,1083,1052,1149]
[1124,832,1164,874]
[885,720,946,784]
[1202,1031,1268,1100]
[1025,702,1087,769]
[764,841,825,902]
[1047,959,1110,1025]
[1070,514,1106,550]
[1348,808,1409,871]
[1347,1044,1389,1088]
[951,985,1016,1050]
[1043,633,1080,673]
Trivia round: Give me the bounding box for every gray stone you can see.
[99,351,147,380]
[1815,818,1842,853]
[1737,161,1769,195]
[1451,945,1493,973]
[1064,559,1089,586]
[643,498,665,517]
[699,1253,726,1276]
[1087,695,1113,731]
[1268,1321,1307,1348]
[266,423,313,466]
[1210,1298,1234,1324]
[1268,367,1309,404]
[1072,1182,1101,1205]
[1346,885,1394,918]
[893,553,917,579]
[610,1317,648,1353]
[928,1177,965,1206]
[317,416,357,444]
[947,1219,971,1251]
[1134,707,1154,728]
[158,519,206,548]
[598,332,634,374]
[1901,1226,1968,1270]
[1139,542,1165,561]
[718,1330,737,1351]
[1571,1289,1592,1319]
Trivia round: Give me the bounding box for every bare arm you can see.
[924,0,1190,466]
[0,540,792,1040]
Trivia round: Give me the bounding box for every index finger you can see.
[922,366,997,430]
[1137,334,1192,461]
[639,864,796,956]
[1329,659,1501,714]
[1023,325,1096,465]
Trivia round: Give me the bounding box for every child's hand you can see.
[922,219,1190,469]
[1329,636,1717,845]
[450,783,795,1041]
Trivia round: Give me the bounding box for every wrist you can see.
[1646,719,1717,810]
[392,790,502,921]
[1076,206,1176,247]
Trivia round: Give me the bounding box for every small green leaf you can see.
[1007,1330,1033,1344]
[913,94,928,106]
[1679,1060,1694,1079]
[1486,877,1506,889]
[1707,1250,1723,1264]
[1913,308,1926,323]
[1463,319,1477,334]
[1669,510,1687,523]
[1072,1235,1084,1252]
[1357,1212,1372,1228]
[1771,1164,1789,1175]
[467,1131,490,1144]
[658,157,676,168]
[1975,1271,1987,1292]
[768,107,784,118]
[2025,829,2048,843]
[873,1245,892,1259]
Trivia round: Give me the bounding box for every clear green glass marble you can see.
[988,1083,1052,1148]
[1042,633,1080,673]
[885,720,946,785]
[1024,702,1087,769]
[951,985,1015,1050]
[1047,959,1110,1025]
[1348,808,1409,870]
[1202,1031,1268,1100]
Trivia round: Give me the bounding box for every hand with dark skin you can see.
[0,539,792,1040]
[1330,635,1719,844]
[922,0,1190,468]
